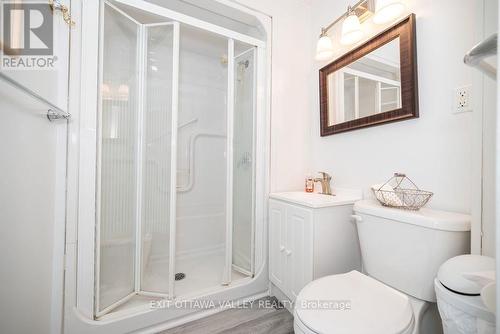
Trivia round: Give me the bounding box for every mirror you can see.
[327,37,401,125]
[320,15,418,135]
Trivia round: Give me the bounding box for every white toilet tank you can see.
[353,200,470,302]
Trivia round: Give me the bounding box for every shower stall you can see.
[91,0,266,318]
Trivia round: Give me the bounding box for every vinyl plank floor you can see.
[160,297,294,334]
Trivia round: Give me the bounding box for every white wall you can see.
[236,0,313,192]
[309,0,482,215]
[0,1,70,332]
[0,90,61,334]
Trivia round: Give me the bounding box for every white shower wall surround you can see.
[66,0,270,330]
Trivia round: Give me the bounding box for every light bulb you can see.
[315,33,334,60]
[101,83,110,96]
[340,13,364,45]
[373,0,406,24]
[118,84,129,98]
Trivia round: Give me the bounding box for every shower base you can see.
[175,251,248,296]
[142,249,248,297]
[99,250,249,320]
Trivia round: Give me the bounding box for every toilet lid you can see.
[437,255,495,295]
[295,271,414,334]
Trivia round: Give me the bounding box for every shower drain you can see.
[175,272,186,281]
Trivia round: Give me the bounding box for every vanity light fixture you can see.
[314,0,407,60]
[315,0,372,60]
[315,28,335,60]
[340,6,364,45]
[373,0,406,24]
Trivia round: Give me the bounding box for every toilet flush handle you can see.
[351,214,363,223]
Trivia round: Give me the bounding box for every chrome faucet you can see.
[314,172,333,195]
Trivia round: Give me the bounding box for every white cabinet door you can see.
[269,200,287,292]
[269,200,313,301]
[286,205,313,301]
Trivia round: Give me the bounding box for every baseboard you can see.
[269,283,294,313]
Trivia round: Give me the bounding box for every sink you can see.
[269,189,362,208]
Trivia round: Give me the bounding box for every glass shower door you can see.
[232,45,256,276]
[96,1,179,316]
[140,23,176,297]
[97,2,139,314]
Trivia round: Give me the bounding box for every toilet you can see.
[294,199,471,334]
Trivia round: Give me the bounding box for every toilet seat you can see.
[294,271,415,334]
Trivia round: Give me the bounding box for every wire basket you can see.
[372,173,433,210]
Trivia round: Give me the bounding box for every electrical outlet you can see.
[453,85,472,113]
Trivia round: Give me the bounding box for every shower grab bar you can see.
[464,33,497,80]
[0,72,71,121]
[177,133,226,193]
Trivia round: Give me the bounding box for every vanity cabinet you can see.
[269,191,362,301]
[269,201,313,301]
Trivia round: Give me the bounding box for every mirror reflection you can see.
[327,37,401,126]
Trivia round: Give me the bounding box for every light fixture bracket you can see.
[320,0,374,36]
[355,0,375,23]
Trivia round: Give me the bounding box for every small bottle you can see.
[305,175,314,193]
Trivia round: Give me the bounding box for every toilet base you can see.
[408,296,443,334]
[293,312,414,334]
[293,313,311,334]
[293,295,442,334]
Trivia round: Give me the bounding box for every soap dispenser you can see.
[305,175,314,193]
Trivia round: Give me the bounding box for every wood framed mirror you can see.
[319,14,418,136]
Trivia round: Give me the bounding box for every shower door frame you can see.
[94,1,181,317]
[232,45,258,278]
[86,0,268,319]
